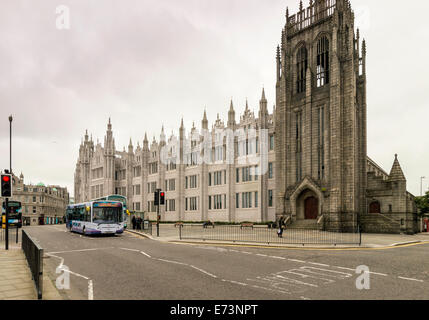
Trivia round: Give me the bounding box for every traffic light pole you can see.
[157,204,160,237]
[5,197,9,250]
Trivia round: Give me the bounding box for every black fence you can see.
[22,229,43,299]
[179,224,361,246]
[130,220,153,235]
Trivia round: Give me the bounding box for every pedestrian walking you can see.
[277,216,285,238]
[131,215,136,230]
[137,217,142,230]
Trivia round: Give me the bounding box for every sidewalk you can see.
[0,232,63,300]
[126,225,429,249]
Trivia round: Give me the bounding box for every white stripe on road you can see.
[47,247,113,255]
[308,262,330,267]
[190,265,217,278]
[398,276,424,282]
[222,279,247,286]
[88,280,94,300]
[270,256,287,260]
[333,266,356,271]
[140,251,152,258]
[119,248,140,252]
[155,258,188,266]
[288,259,306,264]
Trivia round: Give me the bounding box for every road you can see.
[24,225,429,300]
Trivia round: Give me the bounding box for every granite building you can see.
[74,0,418,233]
[274,0,418,233]
[74,93,277,223]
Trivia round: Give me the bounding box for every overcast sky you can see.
[0,0,428,197]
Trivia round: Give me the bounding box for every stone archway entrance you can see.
[304,196,318,220]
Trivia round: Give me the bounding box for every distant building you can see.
[0,172,70,226]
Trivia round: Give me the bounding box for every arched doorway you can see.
[304,197,318,220]
[369,201,381,214]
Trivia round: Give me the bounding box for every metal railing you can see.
[179,224,361,246]
[22,229,43,300]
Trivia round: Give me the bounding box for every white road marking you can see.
[88,280,94,300]
[256,254,268,257]
[333,266,356,271]
[119,248,140,252]
[369,271,388,277]
[47,247,114,255]
[155,258,188,266]
[274,274,321,287]
[140,251,152,258]
[308,262,330,267]
[222,279,247,286]
[190,265,217,278]
[270,256,286,260]
[398,276,424,282]
[333,266,388,277]
[288,259,306,264]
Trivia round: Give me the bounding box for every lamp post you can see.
[421,176,426,197]
[9,115,12,174]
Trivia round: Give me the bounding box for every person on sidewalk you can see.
[131,215,136,230]
[277,216,285,238]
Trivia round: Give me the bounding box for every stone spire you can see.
[202,109,208,130]
[228,99,236,128]
[143,132,149,151]
[128,138,133,153]
[259,87,268,117]
[160,125,166,142]
[389,154,406,181]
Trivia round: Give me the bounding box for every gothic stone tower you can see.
[275,0,367,231]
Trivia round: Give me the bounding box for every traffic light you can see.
[154,189,160,206]
[160,192,165,205]
[1,174,12,197]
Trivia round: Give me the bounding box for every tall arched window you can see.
[317,37,329,87]
[296,46,308,93]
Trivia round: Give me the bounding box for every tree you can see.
[415,191,429,216]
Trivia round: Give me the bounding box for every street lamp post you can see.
[421,176,426,197]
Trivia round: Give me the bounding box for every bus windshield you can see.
[92,202,122,224]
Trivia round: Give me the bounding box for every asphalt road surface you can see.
[24,225,429,300]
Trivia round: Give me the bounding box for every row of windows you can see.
[209,194,226,210]
[132,185,141,196]
[209,171,226,186]
[115,170,126,181]
[92,167,103,179]
[185,197,198,211]
[147,182,157,194]
[186,175,198,189]
[165,179,176,192]
[91,184,104,199]
[149,162,158,175]
[140,192,275,212]
[236,166,259,183]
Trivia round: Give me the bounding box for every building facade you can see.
[74,0,418,233]
[0,172,70,226]
[74,93,277,223]
[274,0,417,233]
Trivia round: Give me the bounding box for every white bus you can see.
[65,200,125,235]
